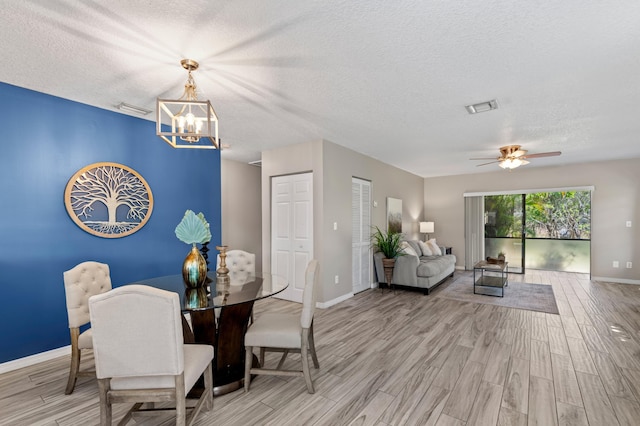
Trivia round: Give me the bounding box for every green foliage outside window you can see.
[525,191,590,239]
[484,195,522,238]
[485,191,591,240]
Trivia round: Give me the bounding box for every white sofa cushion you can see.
[426,239,442,255]
[418,240,432,256]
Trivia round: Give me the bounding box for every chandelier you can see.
[156,59,219,149]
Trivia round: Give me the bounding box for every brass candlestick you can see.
[216,245,229,277]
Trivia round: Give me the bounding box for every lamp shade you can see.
[420,221,434,233]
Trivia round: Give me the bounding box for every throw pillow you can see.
[407,240,422,256]
[426,239,442,255]
[400,241,418,257]
[418,240,433,256]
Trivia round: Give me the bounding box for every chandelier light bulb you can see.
[186,112,195,127]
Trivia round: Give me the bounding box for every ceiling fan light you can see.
[499,158,530,170]
[477,145,559,169]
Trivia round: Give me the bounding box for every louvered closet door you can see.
[352,178,372,294]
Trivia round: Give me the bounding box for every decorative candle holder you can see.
[216,245,229,277]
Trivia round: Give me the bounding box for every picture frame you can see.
[386,197,402,234]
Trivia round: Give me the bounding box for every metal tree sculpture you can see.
[65,162,154,238]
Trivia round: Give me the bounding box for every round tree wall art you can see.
[64,162,154,238]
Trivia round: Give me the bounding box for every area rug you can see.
[433,277,559,314]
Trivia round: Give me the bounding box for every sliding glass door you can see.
[524,191,591,273]
[483,191,591,274]
[484,194,525,273]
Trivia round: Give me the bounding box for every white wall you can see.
[261,140,324,295]
[321,141,425,301]
[221,159,263,272]
[261,140,424,304]
[424,158,640,282]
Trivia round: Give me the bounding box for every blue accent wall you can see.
[0,82,221,363]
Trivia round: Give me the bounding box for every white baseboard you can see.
[317,292,354,308]
[0,346,70,374]
[591,276,640,285]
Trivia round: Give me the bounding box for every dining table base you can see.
[188,300,256,395]
[137,272,287,397]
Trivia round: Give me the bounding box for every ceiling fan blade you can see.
[521,151,561,159]
[476,160,500,167]
[469,157,499,160]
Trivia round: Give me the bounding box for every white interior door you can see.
[352,178,372,293]
[271,173,313,302]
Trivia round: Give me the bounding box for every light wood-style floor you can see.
[2,270,640,426]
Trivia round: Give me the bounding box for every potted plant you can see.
[487,251,506,265]
[175,210,212,288]
[371,226,404,288]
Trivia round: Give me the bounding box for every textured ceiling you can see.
[2,1,640,177]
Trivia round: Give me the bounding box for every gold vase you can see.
[182,244,208,288]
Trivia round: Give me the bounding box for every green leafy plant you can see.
[175,210,211,245]
[371,226,404,259]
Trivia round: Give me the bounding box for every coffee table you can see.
[473,260,508,297]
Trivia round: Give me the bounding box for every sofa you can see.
[373,240,456,294]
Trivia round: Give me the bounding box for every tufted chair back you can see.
[62,261,113,394]
[217,250,256,285]
[64,261,112,328]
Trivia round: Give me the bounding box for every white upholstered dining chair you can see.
[216,249,256,284]
[244,259,320,393]
[63,261,112,394]
[89,285,213,426]
[216,249,257,322]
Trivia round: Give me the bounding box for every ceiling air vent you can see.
[248,160,262,167]
[115,102,152,115]
[465,99,498,114]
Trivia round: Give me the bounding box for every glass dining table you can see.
[132,272,287,395]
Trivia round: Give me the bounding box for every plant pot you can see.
[382,257,396,287]
[182,244,208,288]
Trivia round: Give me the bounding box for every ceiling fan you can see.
[470,145,561,170]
